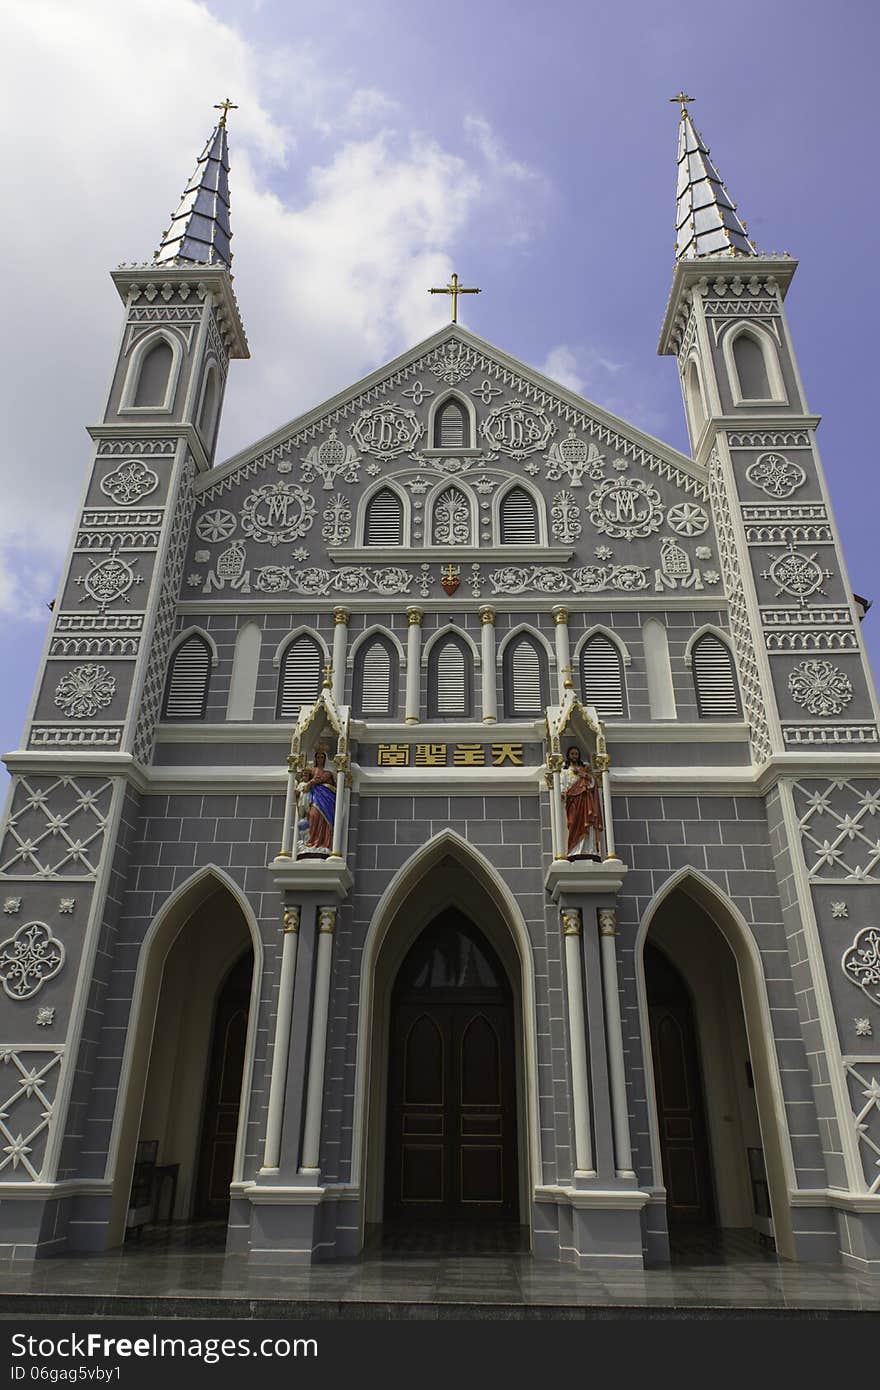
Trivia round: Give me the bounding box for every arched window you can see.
[277,636,322,719]
[433,396,468,448]
[685,359,706,440]
[134,340,174,407]
[431,487,471,545]
[198,364,220,442]
[692,634,741,718]
[364,488,404,545]
[353,636,397,718]
[732,332,771,401]
[504,634,548,718]
[162,634,212,720]
[499,486,539,544]
[428,634,473,718]
[580,635,626,719]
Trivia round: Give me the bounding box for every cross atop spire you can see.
[672,98,758,260]
[154,107,234,270]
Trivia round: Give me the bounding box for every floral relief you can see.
[53,665,117,719]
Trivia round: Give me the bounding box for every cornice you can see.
[87,422,210,473]
[658,256,799,356]
[111,264,248,360]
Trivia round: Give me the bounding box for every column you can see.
[299,906,337,1174]
[549,753,566,859]
[595,752,616,860]
[262,906,300,1169]
[278,752,298,858]
[331,607,349,705]
[405,607,422,723]
[562,908,594,1176]
[479,606,497,723]
[598,908,634,1177]
[553,606,571,701]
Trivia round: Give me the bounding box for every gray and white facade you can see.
[1,107,879,1271]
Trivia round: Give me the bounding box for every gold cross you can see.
[322,662,334,688]
[669,91,695,119]
[429,272,480,324]
[214,97,238,128]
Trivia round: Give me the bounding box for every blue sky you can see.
[1,0,878,776]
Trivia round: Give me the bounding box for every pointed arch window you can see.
[732,332,771,401]
[504,634,548,718]
[433,396,468,448]
[580,635,626,719]
[162,634,212,720]
[431,487,471,545]
[353,636,397,718]
[277,635,323,719]
[685,359,706,441]
[691,633,741,718]
[428,634,473,719]
[198,363,220,443]
[364,488,404,546]
[499,486,539,544]
[134,340,174,407]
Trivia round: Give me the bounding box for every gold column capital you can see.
[561,909,582,937]
[333,606,350,626]
[282,906,300,934]
[552,606,570,625]
[406,606,424,626]
[318,906,337,934]
[598,908,617,937]
[479,605,496,625]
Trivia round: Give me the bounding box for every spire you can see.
[670,93,758,260]
[154,102,235,270]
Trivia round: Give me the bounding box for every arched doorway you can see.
[384,909,518,1223]
[640,874,794,1260]
[107,871,261,1247]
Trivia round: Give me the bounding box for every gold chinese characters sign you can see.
[376,743,525,768]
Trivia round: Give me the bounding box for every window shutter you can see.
[692,635,741,717]
[364,489,404,545]
[278,637,322,719]
[434,398,467,448]
[499,487,539,544]
[434,640,468,716]
[509,638,543,717]
[163,635,211,720]
[580,636,626,719]
[358,640,393,716]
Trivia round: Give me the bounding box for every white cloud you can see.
[0,0,546,617]
[539,346,586,394]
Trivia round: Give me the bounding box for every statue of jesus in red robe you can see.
[561,745,603,860]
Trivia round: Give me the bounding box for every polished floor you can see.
[0,1221,877,1318]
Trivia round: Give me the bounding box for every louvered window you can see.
[277,636,322,719]
[163,634,211,720]
[429,636,471,718]
[355,637,396,717]
[505,636,546,717]
[499,486,539,544]
[364,488,404,545]
[692,634,741,718]
[434,397,468,448]
[580,635,626,719]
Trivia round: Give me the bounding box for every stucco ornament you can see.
[240,482,316,547]
[321,493,352,546]
[490,563,648,595]
[0,923,65,1000]
[480,400,555,459]
[666,502,709,537]
[587,477,664,541]
[100,458,159,506]
[76,553,141,611]
[351,405,423,459]
[788,661,853,717]
[551,491,582,542]
[762,545,831,606]
[430,342,477,385]
[545,430,604,487]
[842,927,880,1008]
[54,664,116,719]
[432,488,471,544]
[195,509,236,542]
[745,452,806,499]
[300,429,361,490]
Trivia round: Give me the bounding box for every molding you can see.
[426,386,478,449]
[533,1185,651,1211]
[355,476,412,548]
[111,265,248,361]
[420,623,482,669]
[271,627,331,668]
[174,594,730,615]
[683,623,734,668]
[0,1179,113,1201]
[495,623,557,668]
[269,858,353,896]
[351,766,545,795]
[243,1183,360,1205]
[87,421,210,474]
[346,624,407,670]
[545,858,628,899]
[169,624,219,667]
[788,1189,880,1212]
[721,319,788,407]
[658,257,800,356]
[331,545,573,563]
[118,326,184,414]
[572,624,633,668]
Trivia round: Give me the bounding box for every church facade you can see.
[1,104,879,1271]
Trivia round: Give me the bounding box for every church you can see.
[1,96,879,1274]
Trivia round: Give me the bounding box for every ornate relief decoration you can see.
[3,899,22,915]
[0,775,113,879]
[240,481,316,547]
[75,553,142,612]
[430,342,477,385]
[788,661,854,717]
[0,923,64,1000]
[0,1049,63,1181]
[489,563,648,596]
[58,898,75,913]
[53,665,116,719]
[587,477,664,541]
[351,404,423,458]
[654,537,703,592]
[252,565,413,597]
[195,509,237,542]
[551,491,581,543]
[202,540,251,594]
[843,1064,880,1193]
[322,493,352,546]
[761,545,832,606]
[36,1007,55,1028]
[472,379,502,405]
[544,430,604,487]
[300,429,361,489]
[745,452,807,499]
[832,901,849,918]
[794,781,880,882]
[402,380,433,406]
[480,399,555,459]
[100,459,160,506]
[842,928,880,1009]
[666,502,709,537]
[432,488,471,544]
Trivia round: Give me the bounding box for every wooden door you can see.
[196,951,252,1218]
[385,912,518,1221]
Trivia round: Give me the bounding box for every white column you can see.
[300,906,337,1174]
[479,606,497,723]
[262,906,300,1170]
[405,607,422,723]
[279,755,298,858]
[562,908,594,1175]
[553,606,570,700]
[331,607,349,705]
[329,765,348,859]
[598,908,634,1177]
[549,755,566,859]
[596,754,616,860]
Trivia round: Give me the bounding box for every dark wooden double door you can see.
[385,911,518,1221]
[196,951,252,1218]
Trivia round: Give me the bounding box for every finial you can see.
[429,271,481,323]
[669,91,695,119]
[322,662,333,689]
[214,97,238,129]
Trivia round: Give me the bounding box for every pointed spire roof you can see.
[154,109,234,270]
[672,95,758,260]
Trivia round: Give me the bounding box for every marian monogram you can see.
[240,482,316,547]
[587,477,664,540]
